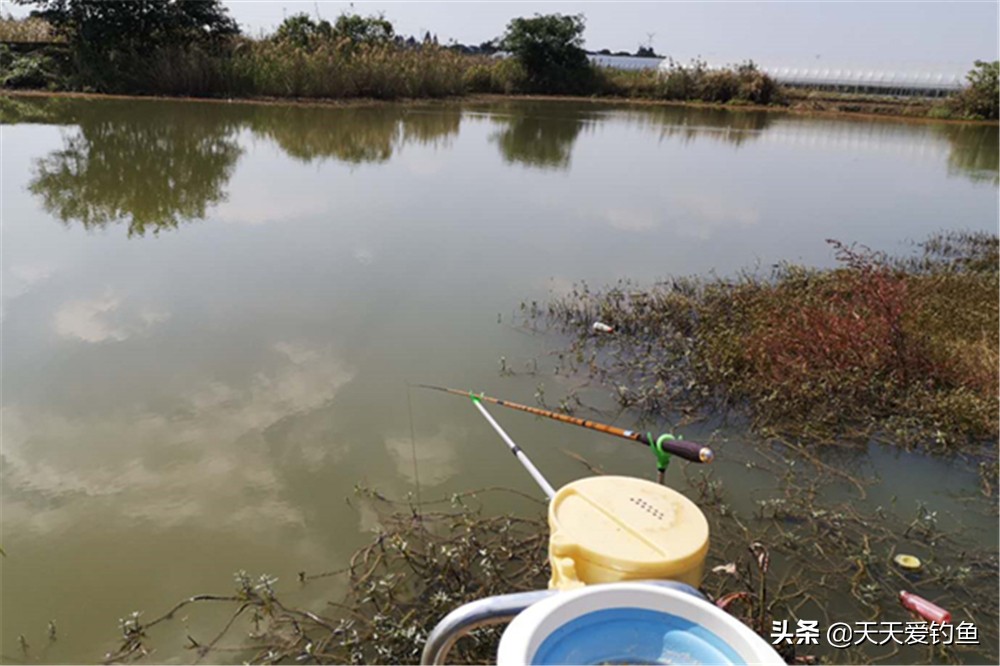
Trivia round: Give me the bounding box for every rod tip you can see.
[699,447,715,464]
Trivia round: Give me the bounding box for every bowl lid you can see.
[549,476,709,573]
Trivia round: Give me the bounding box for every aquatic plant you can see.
[93,465,998,665]
[537,231,999,445]
[101,487,552,664]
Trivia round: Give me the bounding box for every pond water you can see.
[1,95,997,663]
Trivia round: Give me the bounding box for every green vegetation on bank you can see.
[2,2,996,117]
[494,13,595,94]
[538,231,999,447]
[605,59,782,105]
[944,60,1000,120]
[0,12,55,41]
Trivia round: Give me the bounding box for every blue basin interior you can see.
[532,607,747,665]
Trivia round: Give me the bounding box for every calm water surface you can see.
[1,96,997,663]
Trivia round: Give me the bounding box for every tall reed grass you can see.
[129,40,484,99]
[0,14,61,42]
[35,34,784,106]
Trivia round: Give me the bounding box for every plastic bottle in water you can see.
[592,322,614,334]
[899,591,951,623]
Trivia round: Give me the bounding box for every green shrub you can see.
[330,12,394,45]
[659,62,700,99]
[947,60,999,120]
[497,14,595,94]
[272,13,332,50]
[16,0,238,92]
[734,62,782,104]
[599,59,782,105]
[698,69,740,102]
[21,0,239,52]
[0,44,68,89]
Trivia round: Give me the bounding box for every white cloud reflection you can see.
[210,190,327,225]
[606,208,659,233]
[383,424,467,487]
[6,262,55,296]
[352,247,375,265]
[2,342,355,536]
[2,262,56,319]
[53,290,169,343]
[669,194,761,240]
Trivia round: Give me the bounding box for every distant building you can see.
[757,65,966,95]
[589,53,664,71]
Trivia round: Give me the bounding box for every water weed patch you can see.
[538,232,999,446]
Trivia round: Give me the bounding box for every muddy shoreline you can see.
[2,88,996,126]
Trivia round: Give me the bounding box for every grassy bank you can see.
[3,39,995,121]
[535,231,999,447]
[1,38,781,104]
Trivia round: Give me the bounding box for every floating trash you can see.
[893,553,922,570]
[899,590,951,624]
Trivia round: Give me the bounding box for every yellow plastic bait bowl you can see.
[548,476,709,590]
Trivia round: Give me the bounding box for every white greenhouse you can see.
[648,58,969,96]
[759,66,966,95]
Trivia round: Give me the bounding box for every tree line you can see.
[2,0,996,119]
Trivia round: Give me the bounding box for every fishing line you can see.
[406,383,423,510]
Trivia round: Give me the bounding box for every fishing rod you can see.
[416,384,714,482]
[470,396,557,499]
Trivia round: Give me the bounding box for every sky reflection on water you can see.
[1,95,997,662]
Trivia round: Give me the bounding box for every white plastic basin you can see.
[496,583,785,665]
